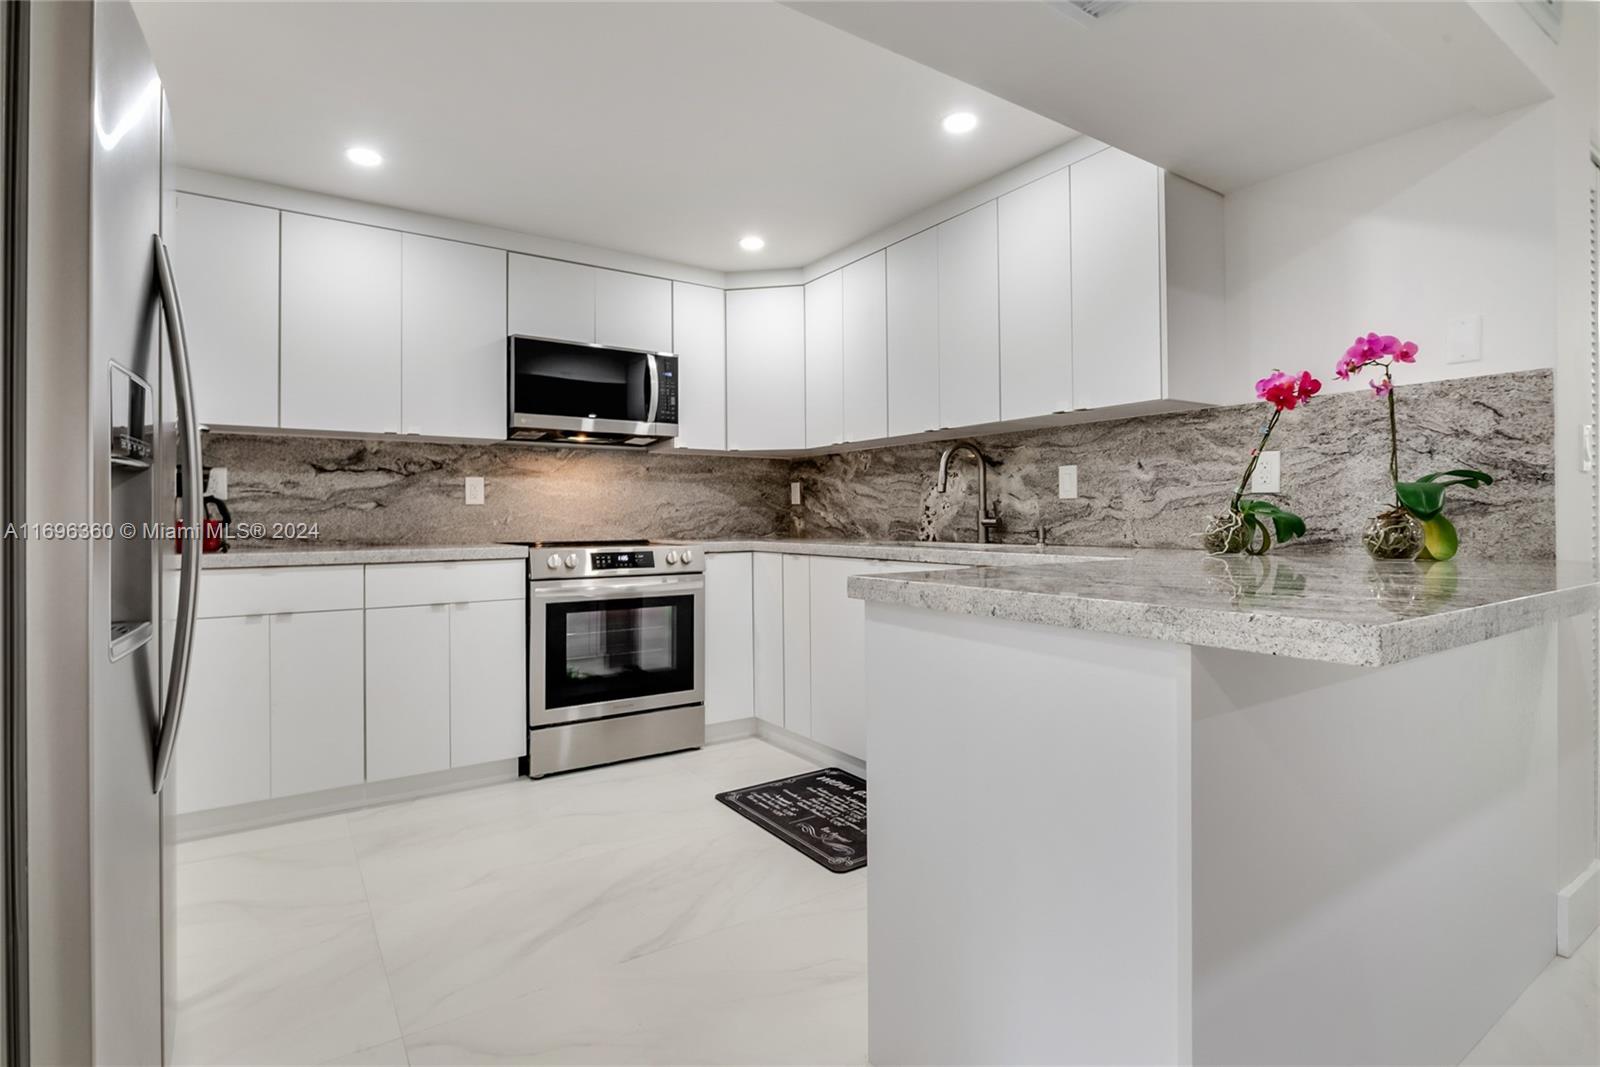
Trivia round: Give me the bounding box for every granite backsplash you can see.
[206,369,1553,558]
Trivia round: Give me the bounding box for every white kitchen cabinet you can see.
[448,598,527,767]
[725,287,805,451]
[595,269,672,352]
[280,213,403,433]
[175,615,271,814]
[269,610,365,798]
[671,281,726,451]
[808,557,869,760]
[781,554,812,737]
[401,234,507,439]
[173,193,280,428]
[804,270,844,449]
[365,604,453,781]
[705,552,754,724]
[841,251,888,442]
[998,167,1073,420]
[937,202,1001,430]
[508,254,595,344]
[886,228,940,437]
[752,554,785,726]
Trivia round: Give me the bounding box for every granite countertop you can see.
[699,539,1128,567]
[201,543,531,568]
[846,550,1600,667]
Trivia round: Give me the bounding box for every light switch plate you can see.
[1058,465,1078,500]
[1447,314,1482,364]
[790,481,802,506]
[207,466,228,501]
[464,476,485,506]
[1250,451,1281,494]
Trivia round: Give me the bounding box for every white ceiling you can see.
[132,1,1077,272]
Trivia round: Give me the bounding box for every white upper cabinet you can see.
[173,193,280,428]
[401,234,507,440]
[999,167,1073,420]
[804,270,844,449]
[671,282,726,451]
[1070,148,1164,409]
[595,270,672,352]
[280,213,403,434]
[936,202,1001,430]
[841,251,888,443]
[886,228,940,437]
[725,287,805,451]
[507,254,595,344]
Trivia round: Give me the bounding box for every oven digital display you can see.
[591,550,654,570]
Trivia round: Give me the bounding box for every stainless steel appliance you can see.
[507,335,679,446]
[516,541,704,776]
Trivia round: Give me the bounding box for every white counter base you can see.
[866,602,1559,1066]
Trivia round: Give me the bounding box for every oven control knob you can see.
[545,554,561,570]
[564,553,578,569]
[681,549,693,564]
[666,550,679,564]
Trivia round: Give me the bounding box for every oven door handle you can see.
[532,575,704,601]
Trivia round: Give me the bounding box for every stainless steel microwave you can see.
[507,335,679,447]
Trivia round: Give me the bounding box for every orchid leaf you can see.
[1396,469,1492,520]
[1417,469,1494,487]
[1238,498,1307,544]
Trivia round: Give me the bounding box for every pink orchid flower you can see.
[1256,369,1323,412]
[1333,332,1419,384]
[1370,378,1392,398]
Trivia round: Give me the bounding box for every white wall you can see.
[1225,102,1557,395]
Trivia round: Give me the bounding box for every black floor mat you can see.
[715,768,866,872]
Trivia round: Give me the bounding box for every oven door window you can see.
[544,593,695,710]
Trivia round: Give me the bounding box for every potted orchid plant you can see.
[1201,369,1320,555]
[1335,332,1492,561]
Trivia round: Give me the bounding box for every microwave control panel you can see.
[654,355,679,424]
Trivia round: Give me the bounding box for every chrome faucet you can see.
[936,440,999,543]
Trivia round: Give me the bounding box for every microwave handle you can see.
[644,352,660,425]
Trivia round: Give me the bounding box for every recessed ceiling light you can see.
[942,112,979,135]
[739,235,766,252]
[344,145,383,167]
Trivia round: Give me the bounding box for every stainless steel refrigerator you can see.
[10,1,202,1062]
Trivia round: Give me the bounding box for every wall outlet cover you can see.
[1058,465,1078,500]
[790,481,802,506]
[464,476,485,506]
[1249,451,1281,494]
[1447,314,1482,364]
[207,466,228,501]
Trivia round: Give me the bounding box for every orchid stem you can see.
[1232,408,1282,511]
[1385,364,1399,505]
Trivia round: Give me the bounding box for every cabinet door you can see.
[1071,149,1163,409]
[841,250,888,443]
[401,234,508,439]
[781,555,812,737]
[752,554,785,726]
[507,254,595,344]
[595,269,672,352]
[704,552,754,724]
[269,610,364,798]
[280,213,403,433]
[449,599,527,767]
[175,615,270,814]
[804,270,844,449]
[937,202,1001,429]
[886,229,940,436]
[999,167,1073,420]
[173,193,280,427]
[365,604,452,781]
[671,282,726,451]
[725,287,805,451]
[808,557,866,760]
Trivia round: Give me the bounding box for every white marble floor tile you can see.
[322,1037,412,1066]
[1462,928,1599,1066]
[179,812,352,865]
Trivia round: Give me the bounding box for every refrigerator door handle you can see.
[151,233,202,795]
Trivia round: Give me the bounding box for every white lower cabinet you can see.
[366,604,453,781]
[781,555,812,737]
[176,615,271,815]
[704,552,755,724]
[448,598,527,767]
[752,554,785,725]
[808,557,870,760]
[269,610,365,797]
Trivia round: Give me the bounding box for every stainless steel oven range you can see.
[513,541,704,777]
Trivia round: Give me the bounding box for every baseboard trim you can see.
[705,717,759,744]
[1557,859,1600,957]
[175,759,521,842]
[754,721,867,779]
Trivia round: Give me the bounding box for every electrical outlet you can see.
[207,466,228,501]
[1249,451,1281,494]
[1057,465,1078,500]
[1447,314,1482,364]
[790,481,802,506]
[464,477,485,506]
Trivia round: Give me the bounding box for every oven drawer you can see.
[365,560,525,608]
[528,704,704,777]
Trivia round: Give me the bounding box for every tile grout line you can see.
[343,813,414,1066]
